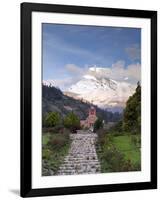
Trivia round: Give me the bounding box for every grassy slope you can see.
[97,133,141,173]
[42,133,70,176]
[113,135,140,165]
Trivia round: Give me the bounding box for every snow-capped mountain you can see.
[43,80,55,87]
[67,67,136,110]
[43,67,136,111]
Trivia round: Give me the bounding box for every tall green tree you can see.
[123,82,141,134]
[64,112,80,132]
[44,112,61,127]
[94,118,103,131]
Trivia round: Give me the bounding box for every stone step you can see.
[58,169,101,175]
[59,163,101,168]
[64,155,98,159]
[58,166,101,171]
[57,133,101,175]
[63,160,100,164]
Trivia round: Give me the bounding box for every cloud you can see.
[64,61,141,87]
[54,78,76,91]
[125,44,141,60]
[65,64,86,76]
[46,61,141,91]
[87,60,141,84]
[53,64,87,90]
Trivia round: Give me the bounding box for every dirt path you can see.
[57,130,101,175]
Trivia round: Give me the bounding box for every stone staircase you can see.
[57,131,101,175]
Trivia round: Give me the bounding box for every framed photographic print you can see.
[21,2,157,197]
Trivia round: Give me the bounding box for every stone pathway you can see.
[57,130,101,175]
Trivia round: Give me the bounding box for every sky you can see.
[42,23,141,90]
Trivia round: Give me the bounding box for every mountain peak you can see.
[43,67,136,111]
[67,72,135,110]
[83,74,97,80]
[43,80,55,87]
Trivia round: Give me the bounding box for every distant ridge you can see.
[42,84,122,122]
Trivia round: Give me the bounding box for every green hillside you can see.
[42,85,122,122]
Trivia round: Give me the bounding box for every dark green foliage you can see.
[123,82,141,134]
[108,83,141,134]
[94,118,103,131]
[108,120,123,135]
[131,135,141,148]
[101,145,126,172]
[42,114,46,127]
[106,111,123,122]
[42,84,63,101]
[44,112,61,127]
[63,112,80,133]
[122,159,134,171]
[97,129,107,146]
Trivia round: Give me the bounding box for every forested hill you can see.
[42,85,122,122]
[122,82,141,133]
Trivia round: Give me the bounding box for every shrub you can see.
[94,118,103,132]
[102,145,126,172]
[62,128,70,135]
[42,149,52,160]
[109,121,123,133]
[44,112,61,127]
[131,135,141,148]
[52,124,64,133]
[133,162,141,171]
[110,131,123,136]
[42,127,56,134]
[131,135,138,146]
[122,159,134,171]
[48,134,70,150]
[97,129,107,146]
[63,112,80,133]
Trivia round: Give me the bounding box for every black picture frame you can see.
[21,2,157,197]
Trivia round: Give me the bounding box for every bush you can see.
[132,162,141,171]
[42,127,56,134]
[52,124,64,134]
[62,128,70,135]
[110,131,123,136]
[131,135,137,146]
[44,112,61,127]
[131,135,141,148]
[48,134,70,150]
[109,121,123,133]
[63,112,80,133]
[97,129,107,146]
[42,149,52,160]
[101,145,126,172]
[94,118,103,132]
[122,159,134,171]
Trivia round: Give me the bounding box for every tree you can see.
[110,120,123,133]
[42,114,46,127]
[63,112,80,132]
[94,118,103,131]
[44,112,61,127]
[123,82,141,134]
